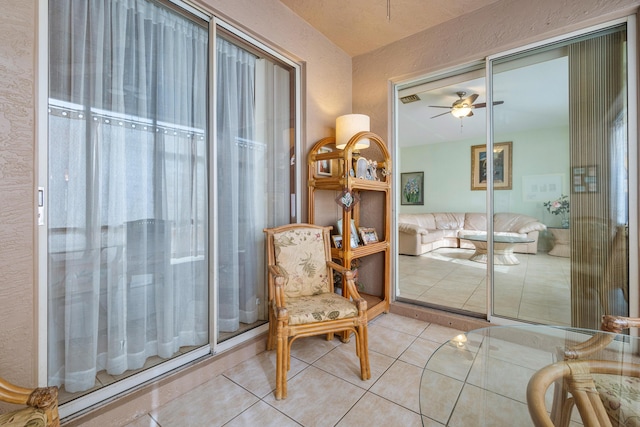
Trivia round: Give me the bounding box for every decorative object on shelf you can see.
[332,235,343,249]
[316,146,332,176]
[572,165,598,193]
[544,194,570,228]
[354,157,379,181]
[471,141,512,190]
[337,218,360,248]
[335,188,360,212]
[335,114,370,150]
[400,171,424,205]
[358,227,379,245]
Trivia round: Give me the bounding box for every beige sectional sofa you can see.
[398,212,547,256]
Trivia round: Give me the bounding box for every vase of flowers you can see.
[543,194,570,228]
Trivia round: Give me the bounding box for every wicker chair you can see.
[0,377,59,427]
[263,223,371,400]
[527,359,640,427]
[548,315,640,427]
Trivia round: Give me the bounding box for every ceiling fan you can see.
[429,91,504,119]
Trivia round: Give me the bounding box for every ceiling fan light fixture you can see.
[451,106,472,118]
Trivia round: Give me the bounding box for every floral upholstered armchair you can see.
[263,223,370,400]
[0,377,59,427]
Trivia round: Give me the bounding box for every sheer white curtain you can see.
[216,37,261,332]
[48,0,208,393]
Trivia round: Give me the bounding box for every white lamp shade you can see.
[336,114,370,149]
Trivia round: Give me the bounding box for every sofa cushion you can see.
[398,213,436,229]
[398,223,427,235]
[433,212,465,230]
[464,213,487,231]
[421,229,445,244]
[494,212,546,233]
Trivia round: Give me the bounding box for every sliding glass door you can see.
[395,18,635,329]
[48,0,209,398]
[46,0,299,414]
[489,22,633,328]
[215,31,296,342]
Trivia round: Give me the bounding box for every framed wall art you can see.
[572,165,598,193]
[471,141,512,191]
[400,172,424,205]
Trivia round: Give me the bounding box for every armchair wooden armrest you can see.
[564,315,640,359]
[0,377,59,427]
[326,261,367,311]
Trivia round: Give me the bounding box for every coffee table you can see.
[420,325,639,426]
[459,233,534,265]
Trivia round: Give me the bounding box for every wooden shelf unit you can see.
[308,131,391,319]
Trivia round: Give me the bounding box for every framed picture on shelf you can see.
[355,157,369,179]
[358,227,379,245]
[336,218,360,248]
[317,147,332,176]
[572,165,598,193]
[401,171,424,205]
[331,235,343,249]
[471,141,512,190]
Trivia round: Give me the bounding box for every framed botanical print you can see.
[471,141,512,190]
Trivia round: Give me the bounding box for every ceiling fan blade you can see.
[466,110,474,117]
[463,94,479,105]
[472,100,505,109]
[430,111,452,119]
[428,105,453,109]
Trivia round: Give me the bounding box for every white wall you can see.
[399,126,571,226]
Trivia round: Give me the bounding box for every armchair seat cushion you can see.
[285,292,358,325]
[0,407,47,427]
[594,373,640,427]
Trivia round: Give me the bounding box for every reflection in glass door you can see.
[489,23,632,328]
[396,20,635,329]
[396,66,489,317]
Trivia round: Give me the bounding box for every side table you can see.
[548,227,570,257]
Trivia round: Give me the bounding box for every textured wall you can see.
[0,1,37,388]
[352,0,640,143]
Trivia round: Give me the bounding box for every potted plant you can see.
[544,194,570,228]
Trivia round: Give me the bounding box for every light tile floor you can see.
[122,313,463,427]
[398,248,571,325]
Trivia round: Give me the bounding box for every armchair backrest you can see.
[269,224,332,298]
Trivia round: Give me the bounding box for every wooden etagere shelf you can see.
[308,131,391,320]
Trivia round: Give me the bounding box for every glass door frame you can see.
[36,2,303,418]
[391,15,638,325]
[485,15,639,324]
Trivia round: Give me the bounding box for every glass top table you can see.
[458,233,535,265]
[420,325,640,426]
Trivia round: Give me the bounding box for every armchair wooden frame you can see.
[264,223,371,400]
[0,377,59,427]
[549,315,640,426]
[528,359,640,427]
